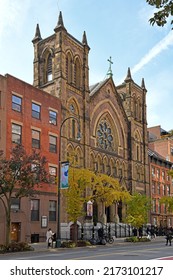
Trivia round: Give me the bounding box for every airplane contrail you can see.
[131,31,173,75]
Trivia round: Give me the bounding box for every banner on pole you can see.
[60,161,69,189]
[87,200,93,217]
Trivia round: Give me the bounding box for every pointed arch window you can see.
[135,100,138,119]
[134,131,142,162]
[74,58,80,89]
[136,100,140,120]
[90,154,95,171]
[97,156,102,173]
[72,119,76,139]
[136,145,140,161]
[66,53,72,84]
[47,54,52,82]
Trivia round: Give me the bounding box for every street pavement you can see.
[1,235,173,260]
[30,235,166,253]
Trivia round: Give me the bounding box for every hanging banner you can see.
[87,200,93,217]
[60,161,69,189]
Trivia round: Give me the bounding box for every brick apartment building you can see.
[148,148,173,227]
[0,74,61,243]
[148,126,173,228]
[148,125,173,162]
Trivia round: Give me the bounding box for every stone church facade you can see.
[32,12,149,226]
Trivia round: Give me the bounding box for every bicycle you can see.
[105,234,114,244]
[89,236,106,245]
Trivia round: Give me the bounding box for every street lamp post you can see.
[56,116,81,247]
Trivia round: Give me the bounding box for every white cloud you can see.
[131,31,173,74]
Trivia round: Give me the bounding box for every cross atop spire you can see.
[107,56,113,78]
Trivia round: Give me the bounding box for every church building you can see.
[32,11,150,226]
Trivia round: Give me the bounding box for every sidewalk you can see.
[30,236,165,252]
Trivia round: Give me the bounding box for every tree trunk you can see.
[73,221,78,244]
[6,209,11,246]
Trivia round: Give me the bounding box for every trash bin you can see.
[31,234,39,243]
[55,239,61,248]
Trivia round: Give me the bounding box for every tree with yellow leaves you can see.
[125,192,151,236]
[66,167,131,242]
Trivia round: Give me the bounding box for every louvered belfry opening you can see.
[47,54,52,82]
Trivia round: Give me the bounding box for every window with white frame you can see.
[11,197,20,210]
[32,103,41,119]
[32,129,40,149]
[152,199,156,212]
[49,110,57,125]
[49,200,56,221]
[12,95,22,112]
[31,199,39,221]
[12,123,22,144]
[49,135,57,153]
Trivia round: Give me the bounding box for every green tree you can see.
[66,167,131,242]
[146,0,173,28]
[0,145,48,246]
[160,196,173,212]
[159,170,173,223]
[125,192,151,235]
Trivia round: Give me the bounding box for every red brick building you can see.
[148,148,173,228]
[148,125,173,162]
[0,74,61,243]
[148,126,173,228]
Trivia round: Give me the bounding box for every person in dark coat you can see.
[98,227,104,238]
[165,229,172,246]
[139,227,143,238]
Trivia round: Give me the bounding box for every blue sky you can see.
[1,0,173,131]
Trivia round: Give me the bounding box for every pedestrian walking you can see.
[46,228,54,248]
[165,229,172,246]
[150,227,156,239]
[139,227,143,238]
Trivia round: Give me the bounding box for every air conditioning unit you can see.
[49,119,56,125]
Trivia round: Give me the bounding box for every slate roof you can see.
[89,78,109,97]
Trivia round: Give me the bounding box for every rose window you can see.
[97,120,113,150]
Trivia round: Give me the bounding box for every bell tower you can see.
[32,11,90,101]
[32,11,91,167]
[116,68,149,194]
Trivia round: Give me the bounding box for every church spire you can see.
[141,78,146,90]
[124,67,133,82]
[82,31,88,45]
[106,56,113,78]
[54,11,66,32]
[32,23,42,43]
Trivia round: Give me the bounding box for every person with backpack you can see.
[165,228,172,246]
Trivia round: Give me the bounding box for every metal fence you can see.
[62,222,134,241]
